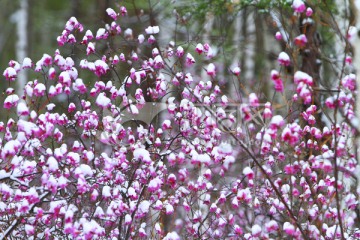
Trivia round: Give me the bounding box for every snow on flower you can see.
[96,28,108,40]
[294,71,313,86]
[4,94,19,109]
[294,34,307,47]
[86,42,95,55]
[347,26,358,43]
[306,7,313,16]
[133,148,152,164]
[148,177,163,192]
[176,46,184,57]
[33,83,46,96]
[162,119,172,130]
[243,167,254,179]
[206,63,216,76]
[283,222,296,236]
[154,55,164,69]
[106,8,117,20]
[265,220,279,233]
[186,53,195,65]
[292,0,306,13]
[145,26,160,34]
[3,67,17,81]
[249,93,259,107]
[94,59,109,76]
[232,66,241,76]
[47,156,59,172]
[138,200,150,217]
[269,115,285,129]
[22,57,32,69]
[195,43,204,54]
[252,224,262,237]
[17,101,29,116]
[278,52,291,66]
[164,231,180,240]
[342,73,356,91]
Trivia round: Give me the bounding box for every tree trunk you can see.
[14,0,29,96]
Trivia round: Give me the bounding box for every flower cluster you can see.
[0,1,359,239]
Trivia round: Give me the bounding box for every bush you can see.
[1,1,360,239]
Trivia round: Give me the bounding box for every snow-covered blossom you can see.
[96,28,108,40]
[3,67,17,81]
[94,59,109,76]
[4,94,19,109]
[206,63,216,76]
[96,92,111,108]
[232,66,241,76]
[22,57,33,69]
[176,46,184,57]
[278,52,291,66]
[106,8,117,20]
[145,26,160,34]
[294,34,307,47]
[292,0,306,13]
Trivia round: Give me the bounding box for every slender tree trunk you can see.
[72,0,81,18]
[14,0,28,96]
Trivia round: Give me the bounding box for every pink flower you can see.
[22,57,33,69]
[154,55,164,69]
[67,34,76,44]
[278,52,291,66]
[17,101,29,116]
[294,71,313,85]
[234,225,243,235]
[342,73,356,91]
[176,46,184,57]
[186,53,195,66]
[94,60,109,76]
[292,0,306,13]
[148,35,156,44]
[249,93,259,107]
[206,63,216,76]
[243,167,254,179]
[263,104,272,119]
[232,66,241,76]
[294,34,308,47]
[269,115,285,129]
[345,55,352,65]
[86,42,95,55]
[283,222,296,235]
[3,67,17,81]
[4,94,19,109]
[167,174,177,188]
[120,6,127,16]
[195,43,204,54]
[148,177,163,192]
[162,120,172,130]
[96,28,108,40]
[252,224,262,237]
[265,220,279,233]
[25,224,35,236]
[106,8,118,20]
[306,7,313,16]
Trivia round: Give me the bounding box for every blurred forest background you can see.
[0,0,280,95]
[0,0,352,116]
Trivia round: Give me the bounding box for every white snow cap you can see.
[145,26,160,34]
